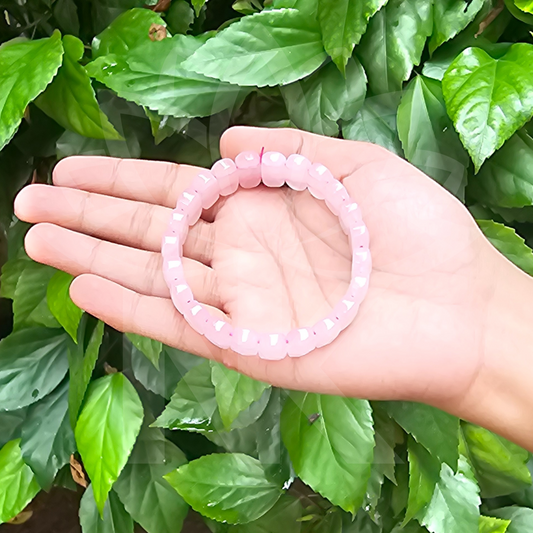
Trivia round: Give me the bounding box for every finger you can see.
[15,184,214,264]
[220,126,395,179]
[52,156,203,209]
[24,223,222,309]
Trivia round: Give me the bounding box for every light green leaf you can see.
[211,362,270,430]
[342,95,403,155]
[0,328,70,411]
[515,0,533,13]
[442,43,533,171]
[125,333,162,369]
[68,319,105,428]
[87,34,249,118]
[47,270,84,342]
[165,453,282,524]
[92,8,167,58]
[358,0,433,96]
[0,31,64,150]
[462,422,531,498]
[152,360,218,431]
[467,129,533,208]
[181,9,327,87]
[192,0,208,15]
[383,402,459,469]
[282,58,366,136]
[317,0,387,73]
[20,380,75,490]
[281,392,374,514]
[491,507,533,532]
[477,220,533,276]
[79,485,134,533]
[114,424,189,533]
[75,373,144,515]
[0,439,40,525]
[397,75,469,200]
[479,515,511,533]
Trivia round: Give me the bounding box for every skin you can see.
[14,126,533,450]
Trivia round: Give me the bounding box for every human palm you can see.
[15,126,501,411]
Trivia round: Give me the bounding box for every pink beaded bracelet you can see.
[162,151,371,360]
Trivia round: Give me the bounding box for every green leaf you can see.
[68,319,105,428]
[491,507,533,532]
[477,220,533,276]
[479,516,511,533]
[357,0,433,96]
[383,402,459,469]
[342,95,403,156]
[0,31,64,150]
[192,0,208,15]
[281,58,366,136]
[167,1,195,34]
[429,0,484,53]
[125,332,162,369]
[0,409,27,449]
[152,360,218,431]
[53,0,80,35]
[442,44,533,171]
[75,373,144,515]
[397,75,469,200]
[145,109,190,144]
[211,362,271,430]
[0,257,30,300]
[281,392,374,514]
[0,328,70,411]
[467,129,533,208]
[165,453,282,524]
[462,422,531,498]
[92,8,167,58]
[515,0,533,13]
[47,270,83,342]
[79,485,134,533]
[87,35,249,118]
[317,0,387,73]
[114,424,189,533]
[181,9,327,87]
[20,380,75,490]
[56,129,141,159]
[420,457,480,533]
[0,439,40,525]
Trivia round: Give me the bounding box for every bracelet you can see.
[162,151,372,360]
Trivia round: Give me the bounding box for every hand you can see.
[12,127,517,418]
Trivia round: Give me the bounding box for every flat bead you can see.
[161,234,182,258]
[168,211,189,241]
[313,316,341,348]
[258,333,287,360]
[231,327,259,356]
[349,223,370,249]
[331,295,360,331]
[348,274,370,302]
[204,318,233,349]
[261,151,287,187]
[163,257,185,286]
[286,327,316,358]
[235,151,261,189]
[176,188,202,225]
[191,170,220,209]
[183,301,211,335]
[325,180,350,216]
[170,283,193,314]
[212,158,239,196]
[339,202,363,234]
[286,154,311,191]
[308,163,333,200]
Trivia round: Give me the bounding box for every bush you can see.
[1,0,533,531]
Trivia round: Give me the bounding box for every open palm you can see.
[15,126,503,410]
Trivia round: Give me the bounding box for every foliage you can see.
[1,0,533,531]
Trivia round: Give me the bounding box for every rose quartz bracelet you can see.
[162,151,371,360]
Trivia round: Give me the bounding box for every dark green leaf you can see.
[442,44,533,171]
[0,439,40,525]
[20,380,75,490]
[125,332,162,369]
[0,257,30,300]
[181,9,327,87]
[491,507,533,532]
[0,31,64,150]
[0,408,27,449]
[0,328,70,411]
[145,109,190,144]
[53,0,80,36]
[91,0,146,34]
[397,75,469,200]
[281,392,374,514]
[75,373,144,514]
[167,1,195,34]
[56,129,141,159]
[47,270,83,342]
[313,510,343,533]
[165,453,283,524]
[479,515,511,533]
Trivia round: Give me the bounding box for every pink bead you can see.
[349,223,370,249]
[235,151,261,189]
[191,170,220,209]
[313,316,341,348]
[261,152,287,187]
[258,333,287,360]
[308,163,334,200]
[340,202,363,234]
[348,274,370,301]
[286,154,311,191]
[231,327,259,356]
[183,301,211,334]
[168,211,188,241]
[161,234,182,258]
[212,158,239,196]
[171,283,193,314]
[176,188,202,225]
[331,295,360,331]
[286,327,316,358]
[163,257,185,286]
[204,318,233,349]
[325,180,350,216]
